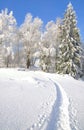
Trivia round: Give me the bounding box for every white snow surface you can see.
[0,68,84,130]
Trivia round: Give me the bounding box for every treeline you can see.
[0,3,84,78]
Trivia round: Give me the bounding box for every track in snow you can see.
[28,77,71,130]
[46,79,71,130]
[0,69,79,130]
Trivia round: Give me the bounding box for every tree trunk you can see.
[26,51,30,68]
[26,58,30,68]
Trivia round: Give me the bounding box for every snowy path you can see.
[26,74,71,130]
[0,69,83,130]
[46,79,71,130]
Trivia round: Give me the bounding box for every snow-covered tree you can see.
[57,3,82,78]
[0,44,5,67]
[40,18,61,72]
[20,13,43,68]
[0,9,17,67]
[81,43,84,75]
[12,28,23,67]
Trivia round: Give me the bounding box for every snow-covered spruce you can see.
[57,3,82,78]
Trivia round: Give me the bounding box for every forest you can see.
[0,3,84,78]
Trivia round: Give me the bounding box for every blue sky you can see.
[0,0,84,42]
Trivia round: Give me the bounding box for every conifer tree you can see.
[57,3,82,78]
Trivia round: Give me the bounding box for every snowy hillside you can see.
[0,68,84,130]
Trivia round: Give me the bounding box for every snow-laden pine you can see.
[57,3,83,78]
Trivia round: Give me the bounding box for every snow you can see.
[0,68,84,130]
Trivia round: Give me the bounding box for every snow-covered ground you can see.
[0,68,84,130]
